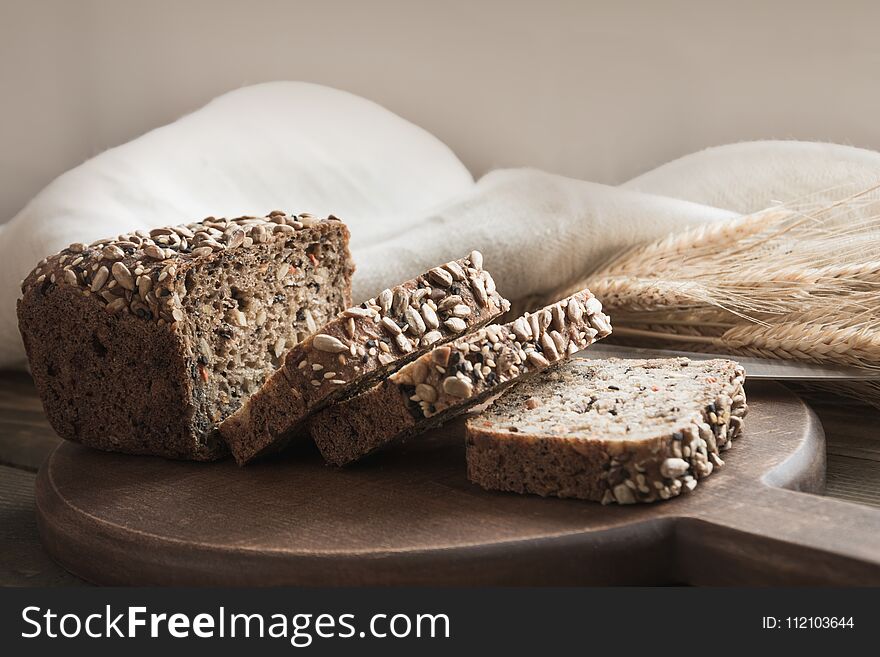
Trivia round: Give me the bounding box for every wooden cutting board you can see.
[35,381,880,585]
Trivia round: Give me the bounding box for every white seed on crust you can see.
[470,276,488,307]
[444,260,467,281]
[111,262,135,291]
[442,376,473,398]
[526,350,550,368]
[551,304,565,331]
[137,275,152,299]
[420,303,440,329]
[90,266,110,292]
[660,458,690,479]
[451,304,472,318]
[590,313,612,336]
[343,306,373,319]
[550,330,567,355]
[410,360,428,384]
[378,289,393,314]
[469,250,483,270]
[540,333,560,360]
[512,318,531,342]
[428,267,453,287]
[381,316,402,335]
[394,333,413,353]
[422,330,442,346]
[444,317,467,332]
[313,334,348,353]
[102,245,125,261]
[191,246,214,258]
[482,271,496,294]
[415,383,438,403]
[585,296,603,316]
[438,295,462,312]
[567,299,583,322]
[528,314,542,341]
[392,288,410,315]
[404,306,426,335]
[613,483,636,505]
[143,244,166,260]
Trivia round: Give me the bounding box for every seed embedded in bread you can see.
[309,289,611,466]
[219,251,511,464]
[465,357,747,504]
[17,212,354,460]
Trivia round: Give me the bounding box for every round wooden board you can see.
[35,381,880,585]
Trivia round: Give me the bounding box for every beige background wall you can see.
[1,0,879,223]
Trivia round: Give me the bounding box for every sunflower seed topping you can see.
[404,307,426,335]
[470,276,488,307]
[111,262,135,291]
[469,250,483,270]
[415,383,437,403]
[343,306,373,319]
[394,334,413,353]
[420,303,440,329]
[428,267,453,287]
[90,266,110,292]
[381,316,402,335]
[585,297,603,316]
[377,289,393,314]
[313,334,348,353]
[391,288,409,315]
[444,260,466,281]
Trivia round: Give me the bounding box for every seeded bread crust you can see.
[465,358,747,504]
[220,251,511,464]
[17,212,354,460]
[309,290,612,466]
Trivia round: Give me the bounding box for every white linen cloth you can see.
[2,81,880,368]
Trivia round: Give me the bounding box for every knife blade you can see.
[578,343,878,381]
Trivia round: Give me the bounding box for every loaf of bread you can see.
[466,357,747,504]
[309,290,611,465]
[17,212,354,460]
[220,251,510,463]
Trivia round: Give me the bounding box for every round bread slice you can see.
[309,289,612,466]
[465,357,747,504]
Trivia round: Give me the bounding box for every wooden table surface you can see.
[1,370,878,586]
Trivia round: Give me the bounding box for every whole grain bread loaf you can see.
[17,212,354,460]
[309,289,611,465]
[220,251,510,464]
[466,357,747,504]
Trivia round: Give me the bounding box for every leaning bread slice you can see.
[466,357,747,504]
[220,251,510,463]
[309,290,611,465]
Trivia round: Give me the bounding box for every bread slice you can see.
[466,357,747,504]
[17,212,354,460]
[309,289,612,465]
[220,252,510,463]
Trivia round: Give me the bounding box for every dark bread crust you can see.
[220,252,510,464]
[465,358,747,504]
[18,282,209,459]
[17,213,353,460]
[310,289,611,466]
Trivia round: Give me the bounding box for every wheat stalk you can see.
[569,182,880,408]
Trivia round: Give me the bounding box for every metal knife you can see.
[579,343,878,381]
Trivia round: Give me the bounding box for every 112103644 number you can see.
[762,617,855,629]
